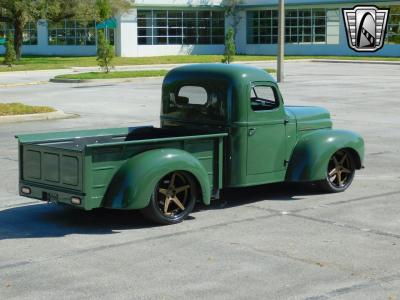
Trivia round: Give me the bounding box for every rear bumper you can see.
[19,181,86,210]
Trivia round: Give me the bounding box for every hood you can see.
[285,106,332,131]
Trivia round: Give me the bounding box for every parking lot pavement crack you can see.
[289,213,400,240]
[244,205,281,214]
[289,190,400,214]
[0,260,32,270]
[322,190,400,208]
[224,242,356,274]
[304,272,400,300]
[0,212,281,271]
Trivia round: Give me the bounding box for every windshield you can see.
[162,84,227,124]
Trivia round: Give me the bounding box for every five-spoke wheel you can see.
[318,149,356,193]
[141,171,197,225]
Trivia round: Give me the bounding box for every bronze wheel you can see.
[141,171,197,225]
[318,149,356,193]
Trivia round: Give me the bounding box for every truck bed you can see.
[17,126,227,210]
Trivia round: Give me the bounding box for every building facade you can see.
[1,0,399,57]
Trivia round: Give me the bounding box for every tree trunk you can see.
[13,18,24,60]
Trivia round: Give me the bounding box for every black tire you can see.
[317,149,356,193]
[140,171,197,225]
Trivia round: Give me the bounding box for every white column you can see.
[115,14,122,56]
[37,19,48,49]
[116,9,138,57]
[326,9,340,44]
[234,10,247,54]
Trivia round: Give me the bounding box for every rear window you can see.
[163,84,227,123]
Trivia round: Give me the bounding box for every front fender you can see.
[102,148,211,209]
[286,129,364,182]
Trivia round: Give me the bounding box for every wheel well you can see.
[180,170,204,203]
[342,147,362,169]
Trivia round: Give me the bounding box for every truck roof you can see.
[163,63,276,86]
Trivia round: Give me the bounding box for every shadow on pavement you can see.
[0,204,153,240]
[204,182,321,210]
[0,182,321,240]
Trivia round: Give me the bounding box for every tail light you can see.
[71,197,81,205]
[21,187,31,194]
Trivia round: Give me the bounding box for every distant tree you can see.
[0,0,41,60]
[95,0,119,72]
[97,0,132,20]
[104,0,132,20]
[97,30,114,73]
[96,0,113,21]
[222,27,236,64]
[0,0,132,60]
[3,31,16,66]
[44,0,132,23]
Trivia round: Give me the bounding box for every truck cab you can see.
[16,64,364,225]
[161,64,335,188]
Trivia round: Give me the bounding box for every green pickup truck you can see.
[16,64,364,224]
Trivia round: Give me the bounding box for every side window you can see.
[250,85,279,111]
[177,86,208,105]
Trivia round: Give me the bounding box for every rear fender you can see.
[102,148,211,209]
[286,129,364,182]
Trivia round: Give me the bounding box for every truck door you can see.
[247,82,286,175]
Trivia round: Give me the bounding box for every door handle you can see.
[248,128,256,136]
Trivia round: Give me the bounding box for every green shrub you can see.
[222,28,236,64]
[97,30,115,73]
[3,32,16,67]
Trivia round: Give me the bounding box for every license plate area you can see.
[42,191,59,202]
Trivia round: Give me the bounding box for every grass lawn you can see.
[1,55,277,72]
[55,68,277,80]
[0,55,399,72]
[0,103,55,116]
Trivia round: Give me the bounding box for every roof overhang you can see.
[134,0,397,10]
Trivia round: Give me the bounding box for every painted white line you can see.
[0,81,48,88]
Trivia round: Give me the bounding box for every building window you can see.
[247,8,339,45]
[48,20,97,46]
[0,22,38,45]
[387,6,400,44]
[137,10,225,45]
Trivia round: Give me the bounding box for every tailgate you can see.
[21,143,83,192]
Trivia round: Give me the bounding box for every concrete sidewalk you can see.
[311,59,400,65]
[0,69,70,87]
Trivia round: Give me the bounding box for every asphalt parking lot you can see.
[0,61,399,299]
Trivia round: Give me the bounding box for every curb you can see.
[50,72,277,84]
[0,109,79,124]
[50,76,164,84]
[311,59,400,65]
